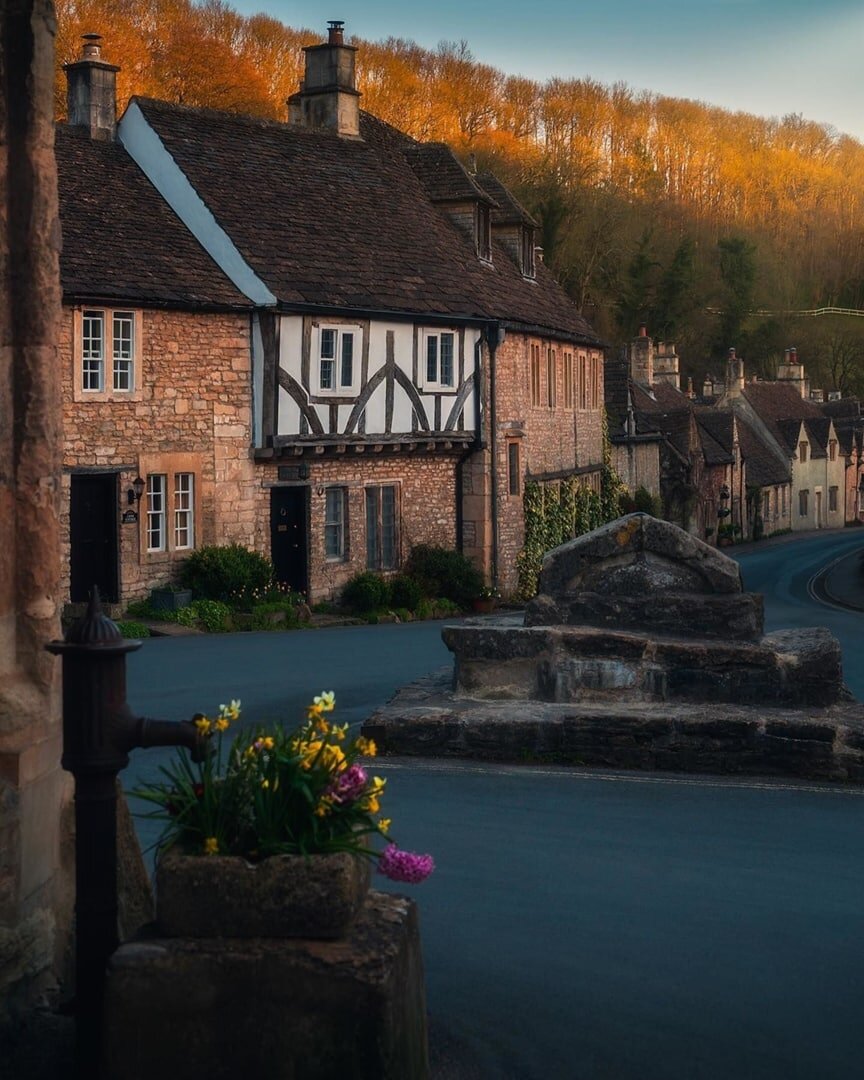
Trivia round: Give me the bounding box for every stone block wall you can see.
[59,307,258,603]
[255,453,461,602]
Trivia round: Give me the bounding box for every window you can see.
[508,440,521,496]
[477,204,492,261]
[314,325,361,395]
[829,439,838,462]
[366,485,398,570]
[325,487,347,559]
[421,331,456,390]
[563,352,574,409]
[530,344,542,406]
[81,309,137,394]
[147,474,167,552]
[546,348,557,408]
[591,355,601,409]
[578,355,588,410]
[799,441,808,463]
[829,486,838,512]
[174,473,194,550]
[762,492,770,520]
[521,227,536,279]
[781,486,787,515]
[799,489,809,517]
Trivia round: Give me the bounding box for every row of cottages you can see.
[56,26,605,606]
[609,326,862,544]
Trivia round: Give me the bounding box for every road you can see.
[126,529,864,1079]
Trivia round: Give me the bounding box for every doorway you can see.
[269,486,309,595]
[70,472,119,602]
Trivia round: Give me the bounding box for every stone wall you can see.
[0,0,71,1020]
[60,306,257,602]
[255,453,461,602]
[610,441,661,497]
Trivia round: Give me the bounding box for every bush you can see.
[388,573,423,612]
[633,486,662,517]
[341,572,390,613]
[404,545,484,608]
[126,599,154,619]
[115,620,151,639]
[180,545,274,606]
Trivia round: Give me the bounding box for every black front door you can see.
[70,473,119,602]
[270,486,309,595]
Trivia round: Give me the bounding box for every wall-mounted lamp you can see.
[718,484,731,518]
[127,475,145,505]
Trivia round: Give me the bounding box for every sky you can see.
[228,0,864,142]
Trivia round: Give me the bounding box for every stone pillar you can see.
[0,0,69,1019]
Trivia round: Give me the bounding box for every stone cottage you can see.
[110,21,606,600]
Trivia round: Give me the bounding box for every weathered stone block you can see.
[104,892,429,1080]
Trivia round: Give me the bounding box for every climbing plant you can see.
[515,411,626,599]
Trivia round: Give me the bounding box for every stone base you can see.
[363,669,864,783]
[103,891,428,1080]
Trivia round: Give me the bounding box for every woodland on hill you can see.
[56,0,864,394]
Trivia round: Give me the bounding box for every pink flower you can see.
[377,844,435,884]
[328,763,367,804]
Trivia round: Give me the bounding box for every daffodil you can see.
[204,837,219,855]
[356,736,377,757]
[378,818,391,834]
[313,691,336,712]
[194,716,212,736]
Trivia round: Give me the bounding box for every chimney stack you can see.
[63,33,119,139]
[288,21,361,138]
[628,325,654,388]
[725,347,745,397]
[777,346,810,399]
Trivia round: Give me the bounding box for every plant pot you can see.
[150,588,193,612]
[471,597,496,614]
[155,847,371,939]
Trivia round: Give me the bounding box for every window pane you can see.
[321,329,336,358]
[508,442,520,495]
[365,487,379,568]
[82,310,104,391]
[112,312,134,391]
[440,334,454,386]
[380,486,396,569]
[174,473,194,550]
[320,358,334,390]
[340,333,354,388]
[426,336,438,383]
[147,475,167,552]
[325,487,345,558]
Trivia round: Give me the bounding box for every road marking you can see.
[376,757,864,797]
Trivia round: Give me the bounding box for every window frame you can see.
[173,472,195,551]
[76,307,142,401]
[476,204,492,262]
[365,484,399,571]
[146,474,168,553]
[520,227,536,279]
[312,323,362,397]
[507,440,521,496]
[419,329,458,392]
[799,488,809,517]
[530,343,542,407]
[829,485,838,512]
[799,441,808,463]
[546,348,557,408]
[324,486,348,561]
[563,352,574,409]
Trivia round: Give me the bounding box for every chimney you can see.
[776,346,810,399]
[725,347,745,397]
[653,340,680,391]
[63,33,119,139]
[628,325,654,388]
[288,20,361,138]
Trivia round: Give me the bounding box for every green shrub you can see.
[126,599,154,619]
[633,486,662,517]
[192,600,233,632]
[341,572,390,613]
[404,545,484,608]
[115,620,151,639]
[249,601,300,631]
[388,574,423,612]
[180,545,274,606]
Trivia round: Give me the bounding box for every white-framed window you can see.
[366,484,398,570]
[147,474,167,552]
[421,330,456,390]
[174,473,195,550]
[477,204,492,262]
[314,324,361,396]
[325,487,347,560]
[799,489,809,517]
[82,309,136,393]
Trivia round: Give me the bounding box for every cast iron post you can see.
[47,591,207,1079]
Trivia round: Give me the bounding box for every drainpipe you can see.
[486,322,504,590]
[456,333,486,553]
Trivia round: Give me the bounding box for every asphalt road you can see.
[125,529,864,1080]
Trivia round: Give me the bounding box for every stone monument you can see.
[364,515,864,781]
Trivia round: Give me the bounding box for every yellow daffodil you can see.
[261,779,270,789]
[313,691,336,712]
[219,699,241,723]
[204,837,219,855]
[331,723,349,742]
[307,702,324,721]
[356,736,377,757]
[194,716,212,736]
[214,717,230,733]
[378,818,391,834]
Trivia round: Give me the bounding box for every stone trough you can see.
[363,515,864,782]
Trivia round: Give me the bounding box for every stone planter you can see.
[149,588,193,612]
[156,847,371,939]
[471,596,496,614]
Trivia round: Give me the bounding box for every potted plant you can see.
[471,586,500,614]
[134,693,434,940]
[149,583,193,612]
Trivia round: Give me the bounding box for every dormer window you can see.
[520,227,536,279]
[477,204,492,262]
[799,441,808,463]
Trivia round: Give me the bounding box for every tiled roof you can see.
[405,144,496,205]
[804,416,831,457]
[776,418,806,455]
[695,410,734,465]
[474,172,538,227]
[820,398,860,419]
[741,381,823,451]
[131,98,601,344]
[736,417,789,486]
[56,125,250,310]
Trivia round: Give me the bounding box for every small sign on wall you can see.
[121,509,139,524]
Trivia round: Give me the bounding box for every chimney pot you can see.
[638,324,648,337]
[81,32,102,59]
[327,19,345,45]
[728,347,736,359]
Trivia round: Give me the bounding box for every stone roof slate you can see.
[132,98,601,344]
[474,171,538,227]
[56,125,250,310]
[736,417,790,487]
[405,144,496,206]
